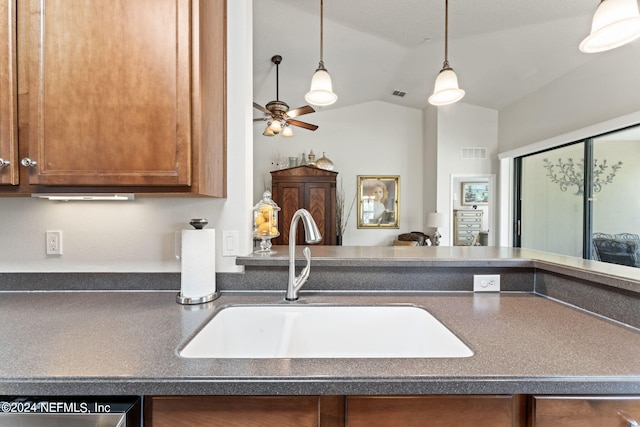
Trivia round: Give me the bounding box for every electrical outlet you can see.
[473,274,500,292]
[46,230,63,255]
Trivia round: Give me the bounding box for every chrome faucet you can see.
[286,209,322,301]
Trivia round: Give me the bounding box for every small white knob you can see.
[0,158,9,167]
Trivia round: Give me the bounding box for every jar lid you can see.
[253,190,281,211]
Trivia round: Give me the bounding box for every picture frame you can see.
[357,175,399,228]
[462,182,489,205]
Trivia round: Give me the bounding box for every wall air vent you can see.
[391,90,407,97]
[461,147,487,159]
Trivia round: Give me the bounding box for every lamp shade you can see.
[305,66,338,106]
[281,125,294,137]
[262,126,275,137]
[426,212,447,228]
[428,67,465,106]
[579,0,640,53]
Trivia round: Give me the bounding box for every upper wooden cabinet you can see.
[0,0,226,196]
[0,0,17,185]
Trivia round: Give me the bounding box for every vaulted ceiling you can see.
[253,1,632,113]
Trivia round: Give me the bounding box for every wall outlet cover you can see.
[473,274,500,292]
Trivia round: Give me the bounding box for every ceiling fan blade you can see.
[253,118,268,122]
[253,102,271,115]
[286,105,315,118]
[287,119,318,131]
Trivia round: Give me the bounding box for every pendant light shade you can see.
[305,0,337,106]
[580,0,640,53]
[429,0,464,106]
[428,65,465,106]
[305,62,338,106]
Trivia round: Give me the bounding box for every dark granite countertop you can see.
[1,289,639,396]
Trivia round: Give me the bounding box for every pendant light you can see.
[428,0,465,106]
[305,0,338,106]
[579,0,640,53]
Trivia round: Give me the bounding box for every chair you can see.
[593,232,613,239]
[397,231,430,246]
[592,233,613,261]
[615,233,640,240]
[592,238,640,267]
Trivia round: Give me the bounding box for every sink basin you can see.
[180,305,473,358]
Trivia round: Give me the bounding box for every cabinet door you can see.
[272,181,304,245]
[531,396,640,427]
[346,395,525,427]
[0,0,17,185]
[146,396,322,427]
[27,0,191,186]
[305,182,335,245]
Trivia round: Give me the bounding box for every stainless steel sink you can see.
[180,305,473,359]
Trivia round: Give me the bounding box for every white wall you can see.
[253,101,424,246]
[0,0,254,273]
[498,45,640,153]
[435,103,499,245]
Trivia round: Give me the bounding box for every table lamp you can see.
[426,212,447,246]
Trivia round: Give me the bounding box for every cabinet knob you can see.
[20,158,37,167]
[0,158,9,167]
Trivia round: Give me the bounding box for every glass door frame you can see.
[512,135,612,261]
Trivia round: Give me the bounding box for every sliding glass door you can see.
[516,125,639,267]
[591,129,640,266]
[519,142,585,258]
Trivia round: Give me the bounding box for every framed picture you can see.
[357,175,399,228]
[462,182,489,205]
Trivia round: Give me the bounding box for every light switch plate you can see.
[473,274,500,292]
[222,230,239,256]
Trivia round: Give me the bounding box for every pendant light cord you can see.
[319,0,324,64]
[444,0,449,67]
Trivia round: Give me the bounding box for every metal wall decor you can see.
[543,158,623,196]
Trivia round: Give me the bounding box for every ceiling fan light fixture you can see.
[269,120,283,133]
[305,62,338,106]
[580,0,640,53]
[281,124,294,137]
[428,65,465,106]
[263,125,276,137]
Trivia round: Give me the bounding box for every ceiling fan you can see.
[254,55,318,137]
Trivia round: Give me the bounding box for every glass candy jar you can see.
[252,190,280,253]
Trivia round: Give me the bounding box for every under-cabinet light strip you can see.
[31,194,135,201]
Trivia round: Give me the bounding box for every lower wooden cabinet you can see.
[531,395,640,427]
[145,395,344,427]
[346,395,525,427]
[145,395,524,427]
[146,394,640,427]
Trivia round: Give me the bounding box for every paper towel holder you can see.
[176,218,221,305]
[176,292,219,305]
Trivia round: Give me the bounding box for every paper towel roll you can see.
[180,229,216,300]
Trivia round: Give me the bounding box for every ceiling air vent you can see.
[461,147,487,159]
[391,90,406,97]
